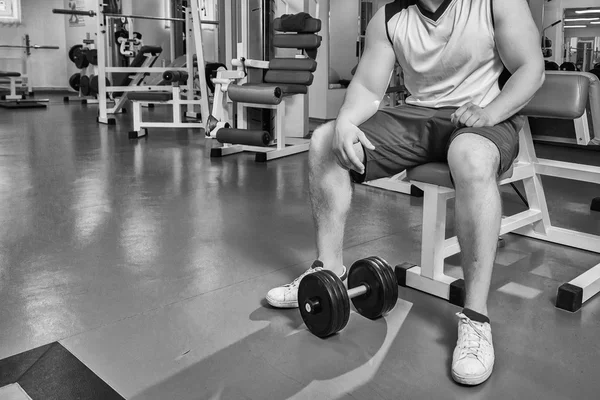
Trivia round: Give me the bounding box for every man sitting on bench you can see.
[266,0,545,386]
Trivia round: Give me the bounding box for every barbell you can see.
[0,35,59,56]
[52,8,219,25]
[298,256,398,338]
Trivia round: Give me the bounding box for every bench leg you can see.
[397,185,465,306]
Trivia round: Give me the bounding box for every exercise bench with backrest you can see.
[383,71,600,313]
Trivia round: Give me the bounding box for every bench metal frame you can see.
[377,116,600,312]
[128,85,204,138]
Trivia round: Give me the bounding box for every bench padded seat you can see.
[128,91,172,102]
[407,162,514,188]
[0,71,21,77]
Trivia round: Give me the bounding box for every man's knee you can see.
[310,121,336,156]
[448,133,499,185]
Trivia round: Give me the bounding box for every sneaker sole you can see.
[452,365,494,386]
[266,294,298,309]
[265,267,348,309]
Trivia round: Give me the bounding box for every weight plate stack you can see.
[298,270,350,338]
[367,256,398,316]
[348,257,397,320]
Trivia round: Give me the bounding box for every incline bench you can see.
[390,71,600,312]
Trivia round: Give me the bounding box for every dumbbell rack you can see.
[63,35,105,105]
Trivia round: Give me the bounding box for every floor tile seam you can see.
[53,341,127,400]
[10,343,56,384]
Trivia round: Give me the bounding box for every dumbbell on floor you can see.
[298,256,398,338]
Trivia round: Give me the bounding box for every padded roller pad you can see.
[273,34,322,50]
[277,84,308,95]
[128,91,173,102]
[0,71,21,77]
[216,129,272,147]
[228,84,283,105]
[406,162,513,188]
[273,17,321,33]
[264,70,313,86]
[269,58,318,72]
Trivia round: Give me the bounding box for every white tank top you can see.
[385,0,505,108]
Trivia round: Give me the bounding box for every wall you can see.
[329,0,359,81]
[0,0,69,89]
[127,0,172,66]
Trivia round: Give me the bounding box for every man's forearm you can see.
[336,81,383,126]
[484,65,544,124]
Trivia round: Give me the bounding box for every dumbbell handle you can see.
[348,284,369,299]
[304,283,369,314]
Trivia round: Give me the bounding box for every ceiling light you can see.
[564,25,587,28]
[575,9,600,14]
[564,17,599,21]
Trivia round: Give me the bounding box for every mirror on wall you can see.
[562,7,600,72]
[328,0,360,88]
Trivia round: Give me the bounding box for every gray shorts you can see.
[350,104,526,183]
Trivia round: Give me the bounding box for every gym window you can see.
[0,0,21,25]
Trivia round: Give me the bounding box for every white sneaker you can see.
[451,312,495,386]
[266,261,347,308]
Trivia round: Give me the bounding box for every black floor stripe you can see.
[0,343,124,400]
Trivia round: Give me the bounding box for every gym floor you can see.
[0,95,599,399]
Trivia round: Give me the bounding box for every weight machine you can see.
[0,34,59,109]
[53,0,214,127]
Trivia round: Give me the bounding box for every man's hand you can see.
[333,119,375,174]
[451,102,497,128]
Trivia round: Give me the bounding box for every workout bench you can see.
[382,71,600,312]
[0,71,46,109]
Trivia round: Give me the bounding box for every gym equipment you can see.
[216,129,272,147]
[298,257,398,338]
[591,198,600,212]
[208,4,321,161]
[68,73,81,91]
[0,34,58,107]
[68,45,90,69]
[53,0,213,127]
[380,72,600,313]
[89,75,111,94]
[545,61,559,71]
[560,62,577,71]
[162,70,189,84]
[80,75,91,96]
[52,8,218,25]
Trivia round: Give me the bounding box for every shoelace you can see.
[456,314,491,361]
[283,266,323,288]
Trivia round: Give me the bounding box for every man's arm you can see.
[336,7,397,127]
[484,0,545,123]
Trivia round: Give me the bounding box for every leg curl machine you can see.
[207,4,322,162]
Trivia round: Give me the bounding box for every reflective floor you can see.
[1,97,599,399]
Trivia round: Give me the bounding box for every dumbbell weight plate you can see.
[80,75,91,96]
[298,270,350,338]
[88,49,98,66]
[348,257,396,320]
[367,256,398,316]
[68,45,83,63]
[69,73,81,91]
